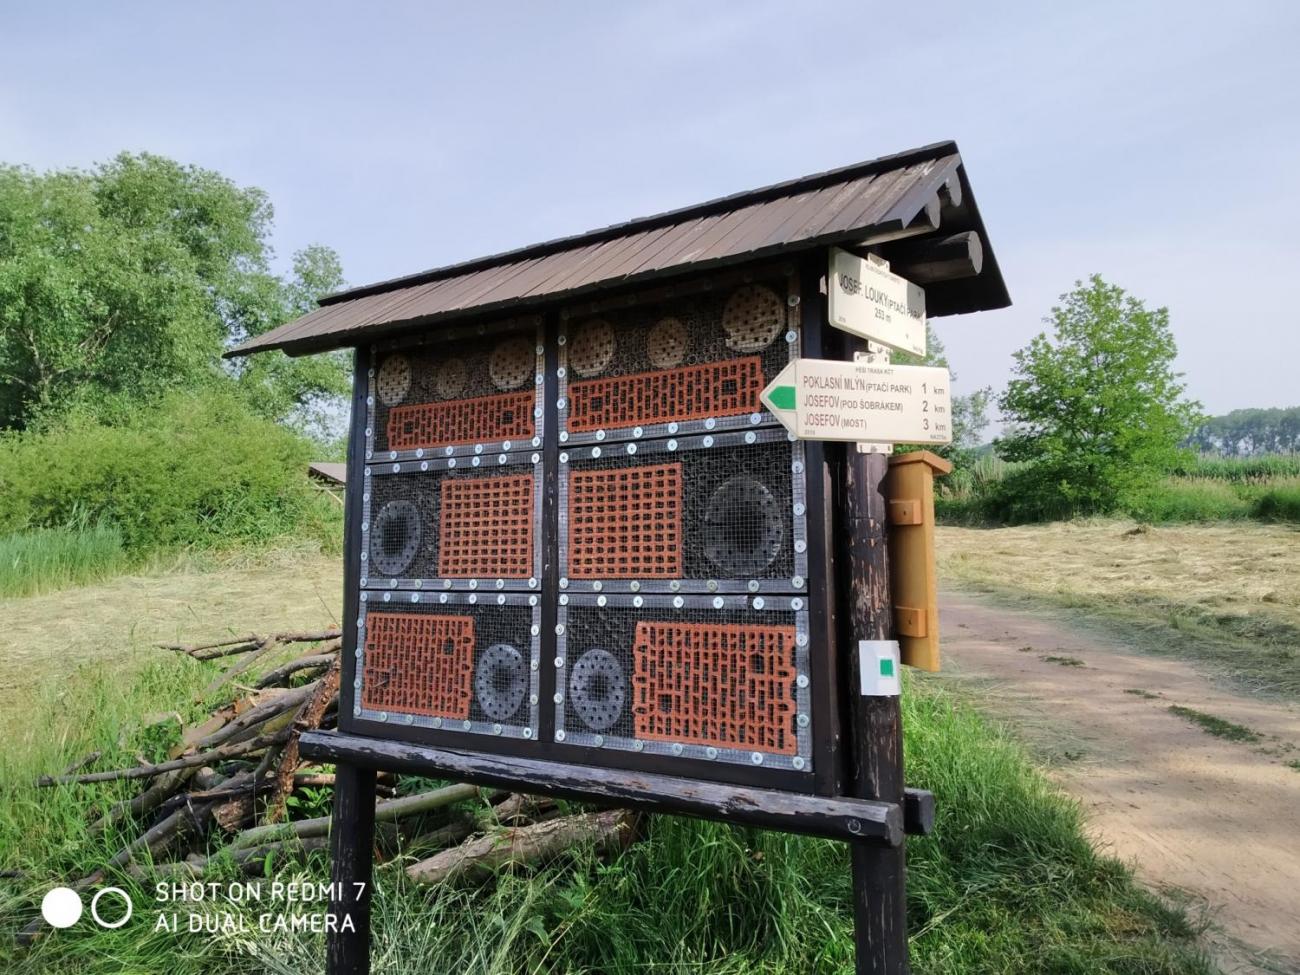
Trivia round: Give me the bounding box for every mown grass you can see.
[938,521,1300,699]
[0,657,1215,974]
[1166,706,1262,744]
[0,524,127,598]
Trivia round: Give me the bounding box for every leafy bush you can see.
[0,389,340,555]
[1124,478,1252,523]
[1251,483,1300,523]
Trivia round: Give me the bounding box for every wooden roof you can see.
[230,141,1007,358]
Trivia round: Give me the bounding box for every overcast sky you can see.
[3,2,1297,420]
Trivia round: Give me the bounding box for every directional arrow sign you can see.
[761,359,952,444]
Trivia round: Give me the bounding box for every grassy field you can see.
[0,544,342,713]
[0,557,1215,973]
[937,520,1300,697]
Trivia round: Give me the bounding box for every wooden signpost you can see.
[229,142,1010,975]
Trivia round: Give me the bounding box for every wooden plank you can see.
[298,731,903,845]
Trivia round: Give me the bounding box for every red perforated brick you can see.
[362,613,474,718]
[438,474,534,578]
[387,390,534,450]
[631,621,797,754]
[569,463,682,578]
[567,356,763,433]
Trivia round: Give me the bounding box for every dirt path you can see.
[939,591,1300,974]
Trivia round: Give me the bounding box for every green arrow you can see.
[766,384,796,411]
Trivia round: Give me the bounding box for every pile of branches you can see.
[24,627,635,945]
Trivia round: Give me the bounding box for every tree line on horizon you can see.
[5,150,1288,530]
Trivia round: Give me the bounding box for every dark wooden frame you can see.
[326,251,917,974]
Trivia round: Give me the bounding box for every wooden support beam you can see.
[299,731,903,845]
[326,764,374,975]
[885,231,984,284]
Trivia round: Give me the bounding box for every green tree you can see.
[230,245,352,439]
[0,153,346,433]
[994,275,1201,519]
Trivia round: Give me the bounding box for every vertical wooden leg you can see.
[843,449,910,974]
[327,763,375,975]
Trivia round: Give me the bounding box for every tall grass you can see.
[0,524,127,598]
[937,453,1300,525]
[0,660,1213,974]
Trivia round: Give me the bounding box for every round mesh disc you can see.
[490,338,534,390]
[475,643,527,721]
[569,648,625,732]
[569,320,616,377]
[721,284,783,352]
[434,357,468,399]
[376,355,412,406]
[702,475,784,576]
[645,317,688,369]
[370,500,422,577]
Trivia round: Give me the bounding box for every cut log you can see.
[133,834,330,881]
[885,231,984,284]
[406,809,635,886]
[229,782,480,850]
[89,767,194,833]
[484,792,555,826]
[199,639,284,701]
[39,731,289,786]
[265,659,343,824]
[157,634,260,655]
[197,681,318,750]
[255,652,336,689]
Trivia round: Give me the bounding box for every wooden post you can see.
[326,763,376,975]
[830,323,909,969]
[845,450,909,975]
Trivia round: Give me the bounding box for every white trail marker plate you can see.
[828,248,926,356]
[761,358,952,444]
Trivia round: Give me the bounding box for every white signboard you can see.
[827,248,926,356]
[761,358,952,444]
